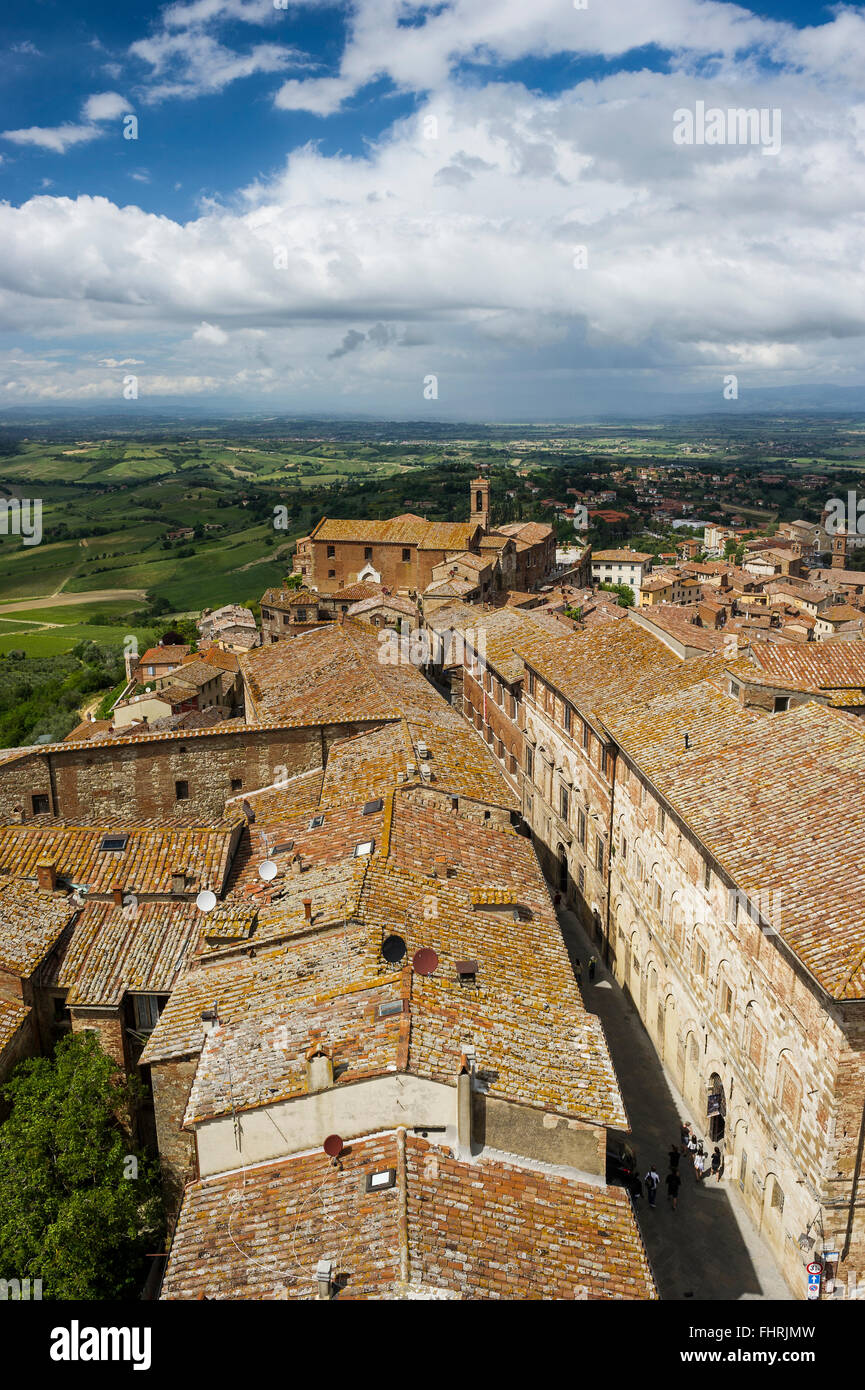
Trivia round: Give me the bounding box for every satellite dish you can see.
[258,859,278,882]
[196,889,217,913]
[382,934,407,964]
[323,1134,344,1159]
[412,947,439,977]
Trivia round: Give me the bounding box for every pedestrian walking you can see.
[711,1146,722,1180]
[588,955,597,982]
[687,1132,698,1153]
[644,1167,660,1208]
[668,1144,680,1171]
[629,1172,643,1201]
[680,1121,691,1147]
[665,1170,681,1210]
[575,958,583,984]
[693,1149,706,1181]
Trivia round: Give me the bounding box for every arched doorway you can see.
[707,1072,726,1143]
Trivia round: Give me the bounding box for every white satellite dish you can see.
[258,859,278,882]
[196,889,217,913]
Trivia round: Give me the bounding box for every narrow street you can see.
[556,904,792,1301]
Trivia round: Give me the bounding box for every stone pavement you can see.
[557,905,792,1301]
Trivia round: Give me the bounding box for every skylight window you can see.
[354,839,374,858]
[99,834,128,852]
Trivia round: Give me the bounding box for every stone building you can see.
[476,618,865,1298]
[292,478,555,599]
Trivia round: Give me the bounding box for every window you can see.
[563,705,571,733]
[402,548,411,562]
[636,854,645,883]
[620,832,627,861]
[693,938,708,978]
[596,836,605,873]
[296,609,307,622]
[99,834,128,852]
[174,780,189,801]
[327,545,335,558]
[746,1013,767,1071]
[525,747,533,781]
[770,1177,785,1213]
[659,807,666,835]
[132,994,162,1033]
[582,720,590,749]
[578,809,586,847]
[578,865,585,893]
[328,569,336,578]
[652,879,663,913]
[777,1057,802,1127]
[601,747,609,778]
[32,794,50,815]
[704,863,712,891]
[230,778,242,792]
[720,979,733,1016]
[364,546,373,561]
[560,785,570,821]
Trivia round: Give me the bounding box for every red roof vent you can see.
[323,1134,344,1159]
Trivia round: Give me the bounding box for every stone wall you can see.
[0,726,325,823]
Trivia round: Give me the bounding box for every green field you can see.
[0,438,428,654]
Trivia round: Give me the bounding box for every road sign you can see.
[806,1261,823,1275]
[807,1270,821,1301]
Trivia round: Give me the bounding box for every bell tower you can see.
[832,530,848,570]
[470,475,490,534]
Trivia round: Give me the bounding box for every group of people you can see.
[635,1123,724,1211]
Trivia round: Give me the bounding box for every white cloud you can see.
[2,124,100,154]
[82,91,130,122]
[192,321,229,345]
[5,3,865,411]
[3,92,130,155]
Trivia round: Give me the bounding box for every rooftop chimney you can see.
[303,898,312,921]
[306,1042,333,1093]
[434,856,449,880]
[171,868,186,894]
[111,884,124,906]
[36,858,57,893]
[315,1258,334,1300]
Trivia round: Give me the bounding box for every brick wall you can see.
[151,1056,200,1212]
[0,726,324,823]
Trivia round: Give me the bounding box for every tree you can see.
[0,1032,163,1300]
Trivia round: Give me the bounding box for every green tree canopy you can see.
[0,1031,163,1300]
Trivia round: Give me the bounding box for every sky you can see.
[1,0,864,420]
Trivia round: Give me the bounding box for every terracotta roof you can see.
[311,516,477,552]
[0,875,78,977]
[498,521,554,547]
[0,820,241,897]
[649,702,865,999]
[750,644,865,692]
[0,998,30,1054]
[592,550,652,564]
[52,899,201,1007]
[160,1133,655,1301]
[346,595,419,619]
[138,646,189,666]
[142,791,623,1127]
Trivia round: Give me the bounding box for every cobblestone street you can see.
[557,906,792,1301]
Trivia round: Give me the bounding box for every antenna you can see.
[258,860,278,882]
[323,1135,344,1166]
[196,889,217,913]
[382,934,407,965]
[412,947,439,976]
